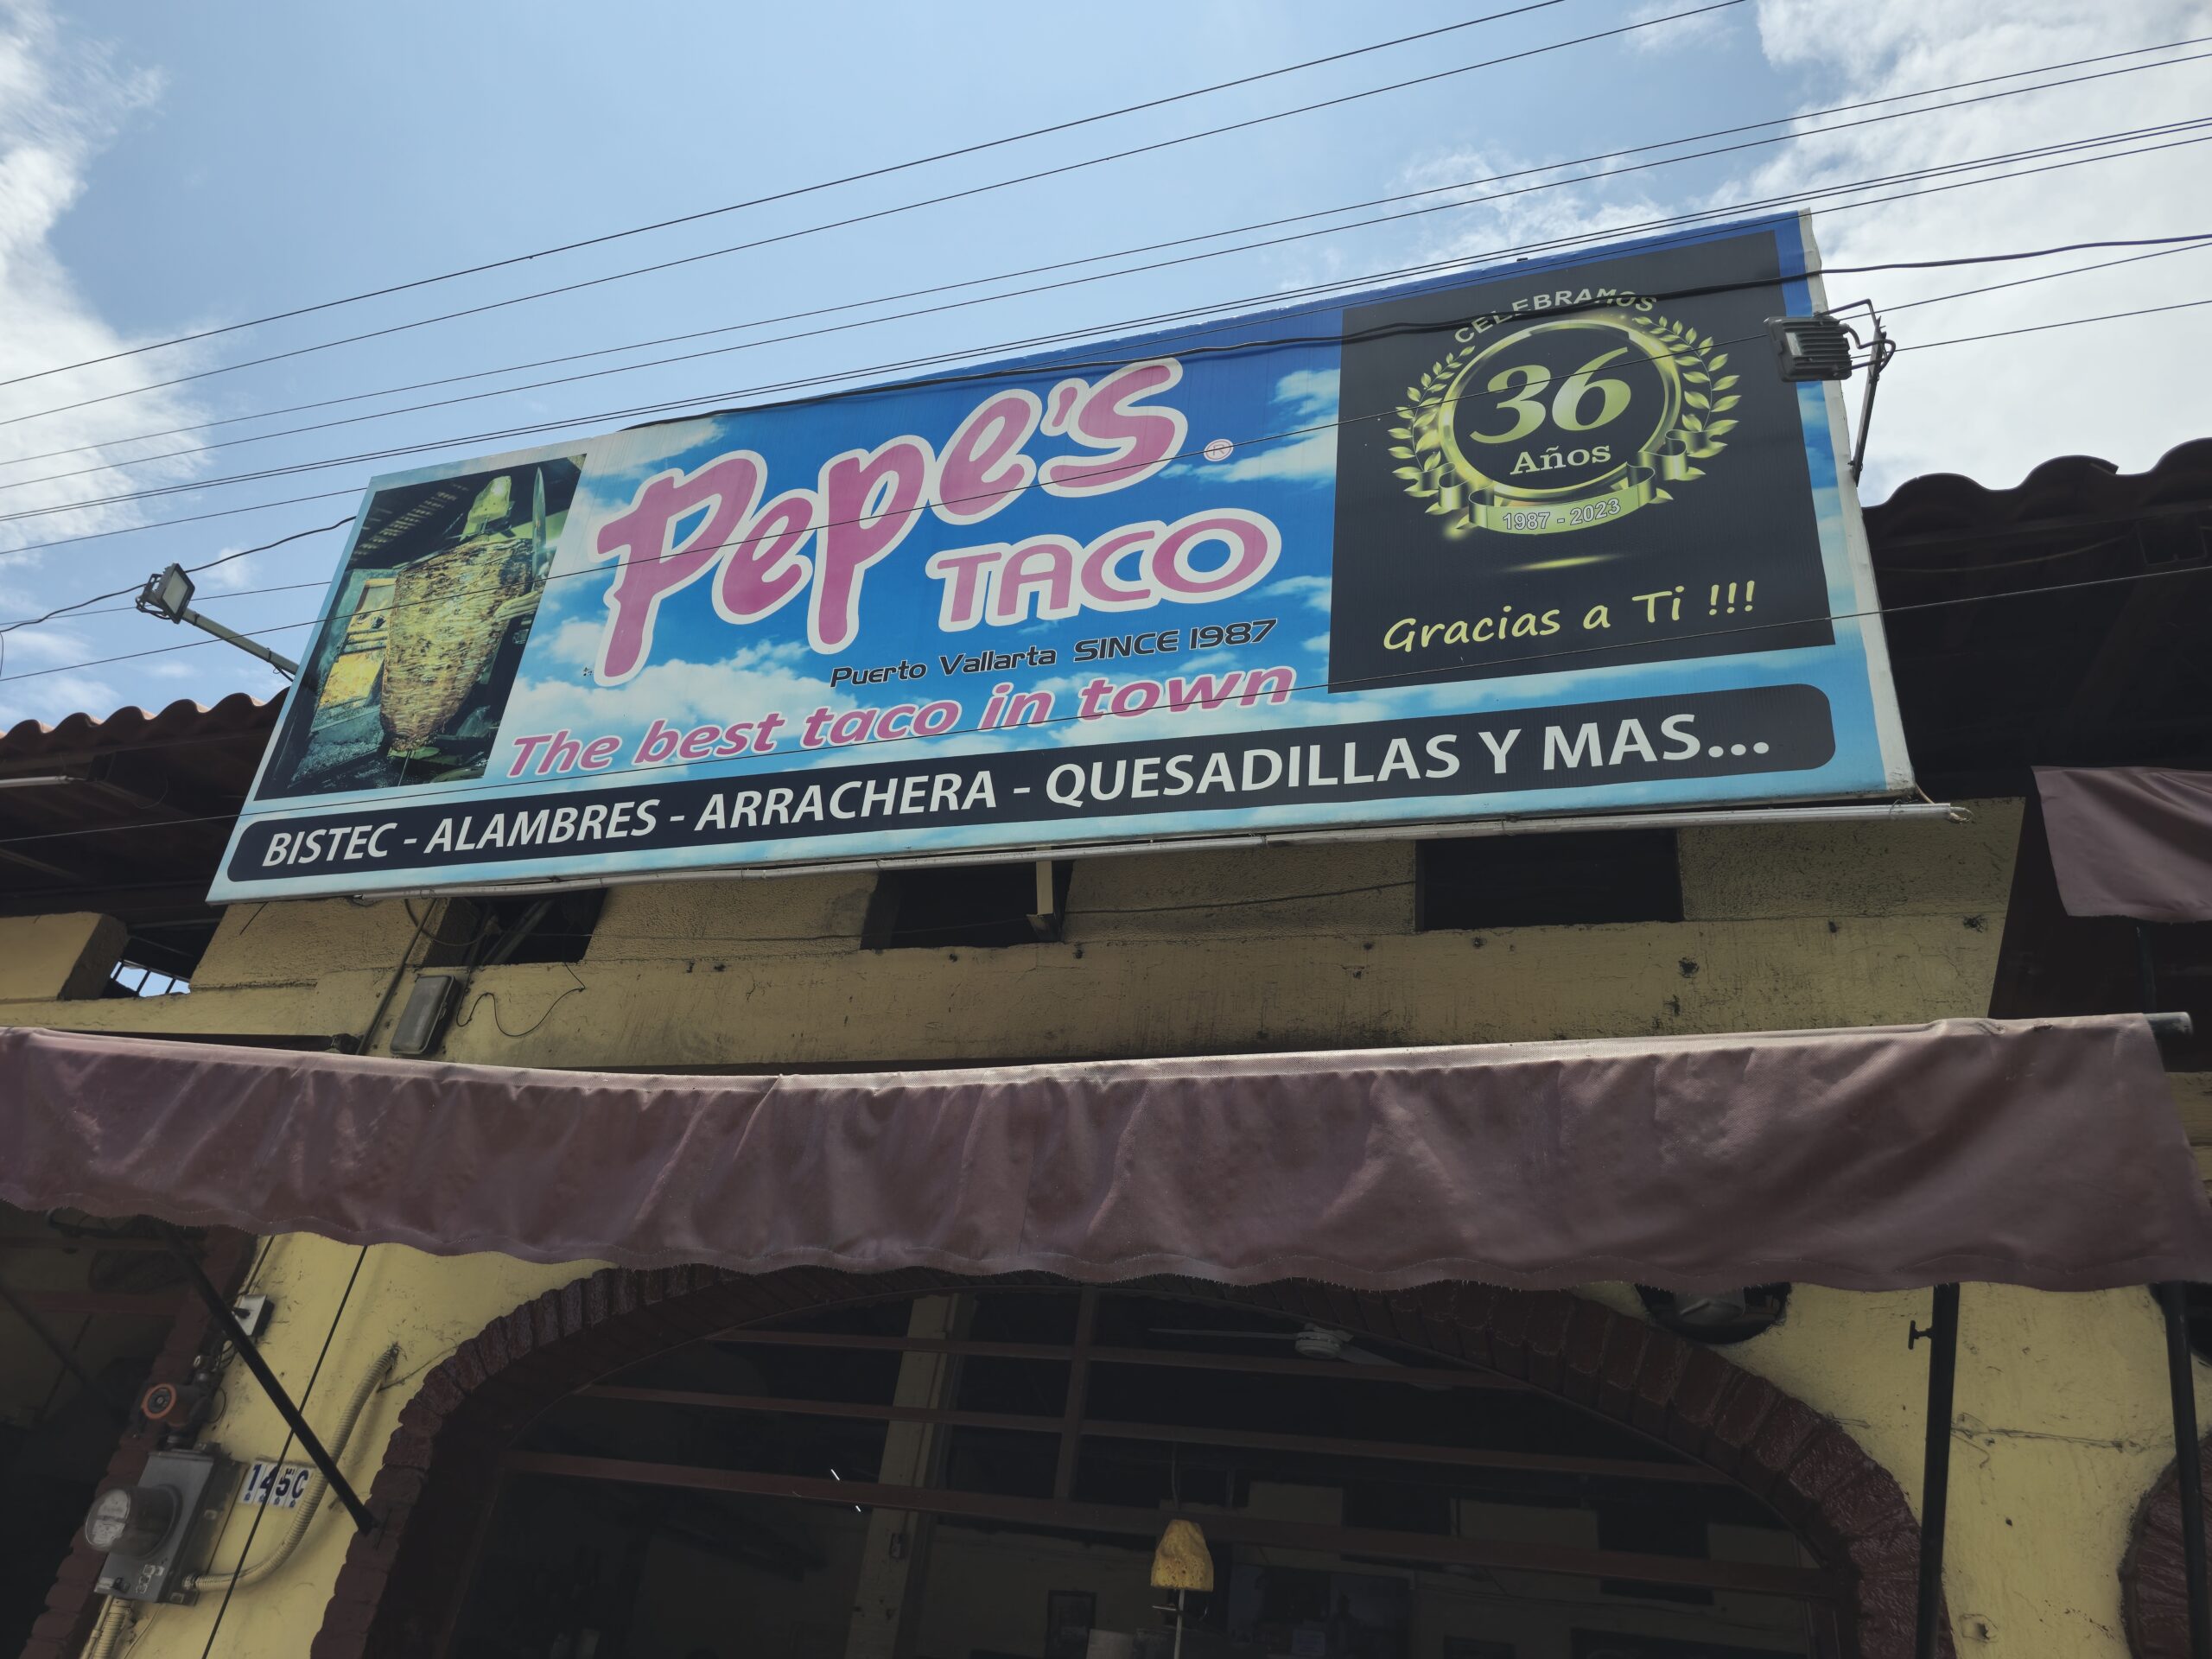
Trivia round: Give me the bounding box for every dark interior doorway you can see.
[446,1287,1834,1659]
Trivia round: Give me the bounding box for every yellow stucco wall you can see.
[16,798,2209,1657]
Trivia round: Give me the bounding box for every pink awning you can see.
[2037,766,2212,923]
[0,1015,2203,1294]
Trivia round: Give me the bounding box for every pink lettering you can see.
[1040,360,1187,495]
[1077,524,1159,611]
[932,390,1039,524]
[715,488,816,624]
[925,543,1007,631]
[506,733,553,778]
[594,452,764,683]
[827,708,877,746]
[1166,671,1243,712]
[1147,509,1280,601]
[813,437,932,652]
[988,536,1079,625]
[634,717,683,766]
[1108,678,1162,717]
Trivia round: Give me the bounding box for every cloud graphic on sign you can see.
[1264,574,1332,614]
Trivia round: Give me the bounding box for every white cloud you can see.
[1626,0,1743,53]
[1736,0,2212,492]
[1370,5,2212,494]
[0,3,217,721]
[1262,574,1332,613]
[1204,427,1340,484]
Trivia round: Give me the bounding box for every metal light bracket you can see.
[136,563,300,678]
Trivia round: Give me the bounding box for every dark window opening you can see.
[1417,830,1683,931]
[464,1288,1821,1659]
[861,861,1071,950]
[421,891,607,969]
[1598,1501,1715,1604]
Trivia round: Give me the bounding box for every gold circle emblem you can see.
[1390,310,1738,537]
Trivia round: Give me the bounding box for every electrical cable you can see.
[0,270,2201,686]
[0,298,2041,664]
[0,231,2201,659]
[1,524,2204,838]
[0,1,1570,393]
[1895,296,2212,351]
[0,0,1729,427]
[1878,238,2212,315]
[9,32,2203,480]
[8,112,2209,531]
[0,519,349,637]
[189,1243,369,1659]
[5,124,2207,563]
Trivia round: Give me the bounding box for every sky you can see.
[0,0,2206,725]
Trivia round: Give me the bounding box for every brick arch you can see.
[2121,1432,2212,1656]
[315,1268,1946,1659]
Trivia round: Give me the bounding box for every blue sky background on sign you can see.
[2,0,2208,722]
[207,214,1909,898]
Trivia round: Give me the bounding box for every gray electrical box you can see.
[92,1448,232,1604]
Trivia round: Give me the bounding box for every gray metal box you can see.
[97,1447,232,1605]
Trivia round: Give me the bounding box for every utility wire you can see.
[0,555,2205,856]
[0,519,350,637]
[4,127,2205,566]
[0,0,1740,429]
[0,2,1569,393]
[3,239,2184,646]
[1896,296,2212,350]
[19,225,2190,637]
[9,34,2202,499]
[190,1244,370,1659]
[6,114,2208,533]
[8,30,2202,478]
[3,284,2202,694]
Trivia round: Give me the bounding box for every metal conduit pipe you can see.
[79,1595,130,1659]
[182,1343,399,1593]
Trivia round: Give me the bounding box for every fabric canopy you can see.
[2037,766,2212,923]
[0,1015,2204,1294]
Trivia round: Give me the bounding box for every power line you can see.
[0,554,2203,854]
[0,519,350,638]
[1896,295,2212,350]
[9,30,2202,478]
[12,39,2206,498]
[0,2,1571,394]
[0,234,2169,637]
[4,127,2204,567]
[16,224,2174,637]
[0,0,1741,429]
[5,114,2205,532]
[189,1244,370,1659]
[3,282,2201,691]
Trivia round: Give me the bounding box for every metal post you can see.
[2159,1281,2212,1659]
[158,1225,375,1534]
[1912,1282,1961,1659]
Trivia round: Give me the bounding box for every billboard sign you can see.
[213,212,1910,901]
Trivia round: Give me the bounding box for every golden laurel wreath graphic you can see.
[1390,311,1739,537]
